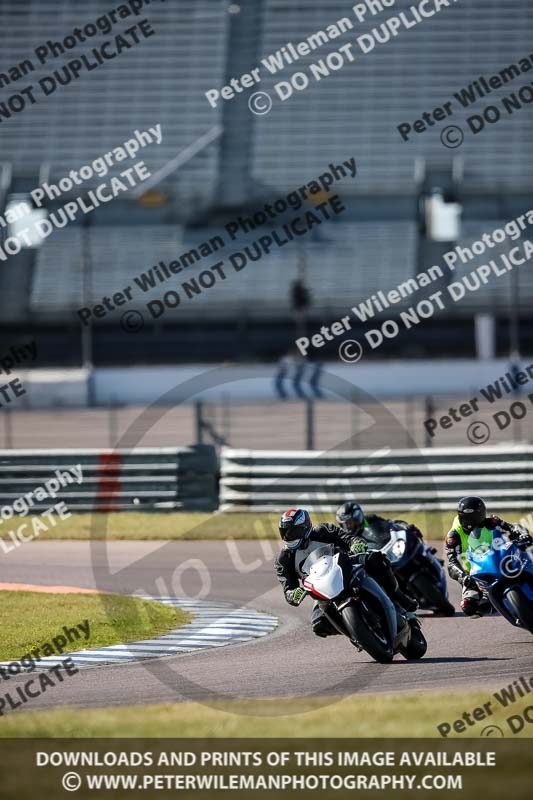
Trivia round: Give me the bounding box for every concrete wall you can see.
[6,358,533,408]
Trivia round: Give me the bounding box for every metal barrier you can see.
[0,445,218,512]
[3,443,531,514]
[220,445,533,512]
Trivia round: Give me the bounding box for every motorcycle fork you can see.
[489,583,522,626]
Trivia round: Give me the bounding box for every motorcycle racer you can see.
[445,496,533,617]
[336,500,440,611]
[335,501,423,540]
[275,507,417,638]
[335,501,423,542]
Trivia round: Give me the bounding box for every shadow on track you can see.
[397,656,510,664]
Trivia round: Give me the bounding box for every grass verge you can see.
[5,509,527,541]
[0,690,531,737]
[0,591,191,661]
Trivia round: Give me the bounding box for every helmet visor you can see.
[341,517,361,533]
[459,508,485,530]
[284,536,305,550]
[281,523,309,542]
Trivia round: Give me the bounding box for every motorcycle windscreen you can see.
[298,543,334,574]
[362,524,392,550]
[294,541,332,577]
[301,545,345,599]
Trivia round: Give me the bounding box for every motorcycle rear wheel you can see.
[505,588,533,633]
[341,603,394,664]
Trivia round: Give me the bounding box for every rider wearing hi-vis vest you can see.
[445,496,532,617]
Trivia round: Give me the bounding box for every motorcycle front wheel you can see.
[341,602,394,664]
[399,623,427,660]
[411,572,455,617]
[505,588,533,633]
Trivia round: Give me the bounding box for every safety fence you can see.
[0,446,218,512]
[219,445,533,512]
[2,397,532,451]
[2,444,531,515]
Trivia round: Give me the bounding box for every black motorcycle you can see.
[362,521,455,617]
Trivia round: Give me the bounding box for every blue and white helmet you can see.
[279,508,312,550]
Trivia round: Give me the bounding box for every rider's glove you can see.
[511,525,532,543]
[287,587,306,606]
[350,539,367,555]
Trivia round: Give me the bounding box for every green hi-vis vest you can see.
[452,516,494,573]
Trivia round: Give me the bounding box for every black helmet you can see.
[457,496,486,531]
[336,502,365,535]
[279,508,312,550]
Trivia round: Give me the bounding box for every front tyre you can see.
[505,588,533,633]
[411,572,455,617]
[399,623,427,660]
[341,603,394,664]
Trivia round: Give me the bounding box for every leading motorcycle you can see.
[300,544,427,664]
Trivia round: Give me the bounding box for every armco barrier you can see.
[0,445,218,512]
[219,445,533,512]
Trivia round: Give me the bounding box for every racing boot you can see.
[311,604,340,637]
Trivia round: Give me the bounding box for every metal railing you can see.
[2,396,532,452]
[220,445,533,512]
[0,445,218,512]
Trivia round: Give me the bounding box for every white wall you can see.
[91,358,533,405]
[10,359,533,408]
[10,369,88,408]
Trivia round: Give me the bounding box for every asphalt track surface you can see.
[1,540,531,716]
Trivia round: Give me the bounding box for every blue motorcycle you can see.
[467,527,533,633]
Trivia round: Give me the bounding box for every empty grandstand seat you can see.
[255,0,533,193]
[29,220,418,320]
[0,0,226,202]
[6,0,533,324]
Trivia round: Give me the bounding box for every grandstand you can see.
[256,0,533,193]
[0,0,532,364]
[29,220,418,319]
[0,0,225,198]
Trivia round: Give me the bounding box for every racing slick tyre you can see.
[341,602,394,664]
[399,623,428,660]
[411,572,455,617]
[505,588,533,634]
